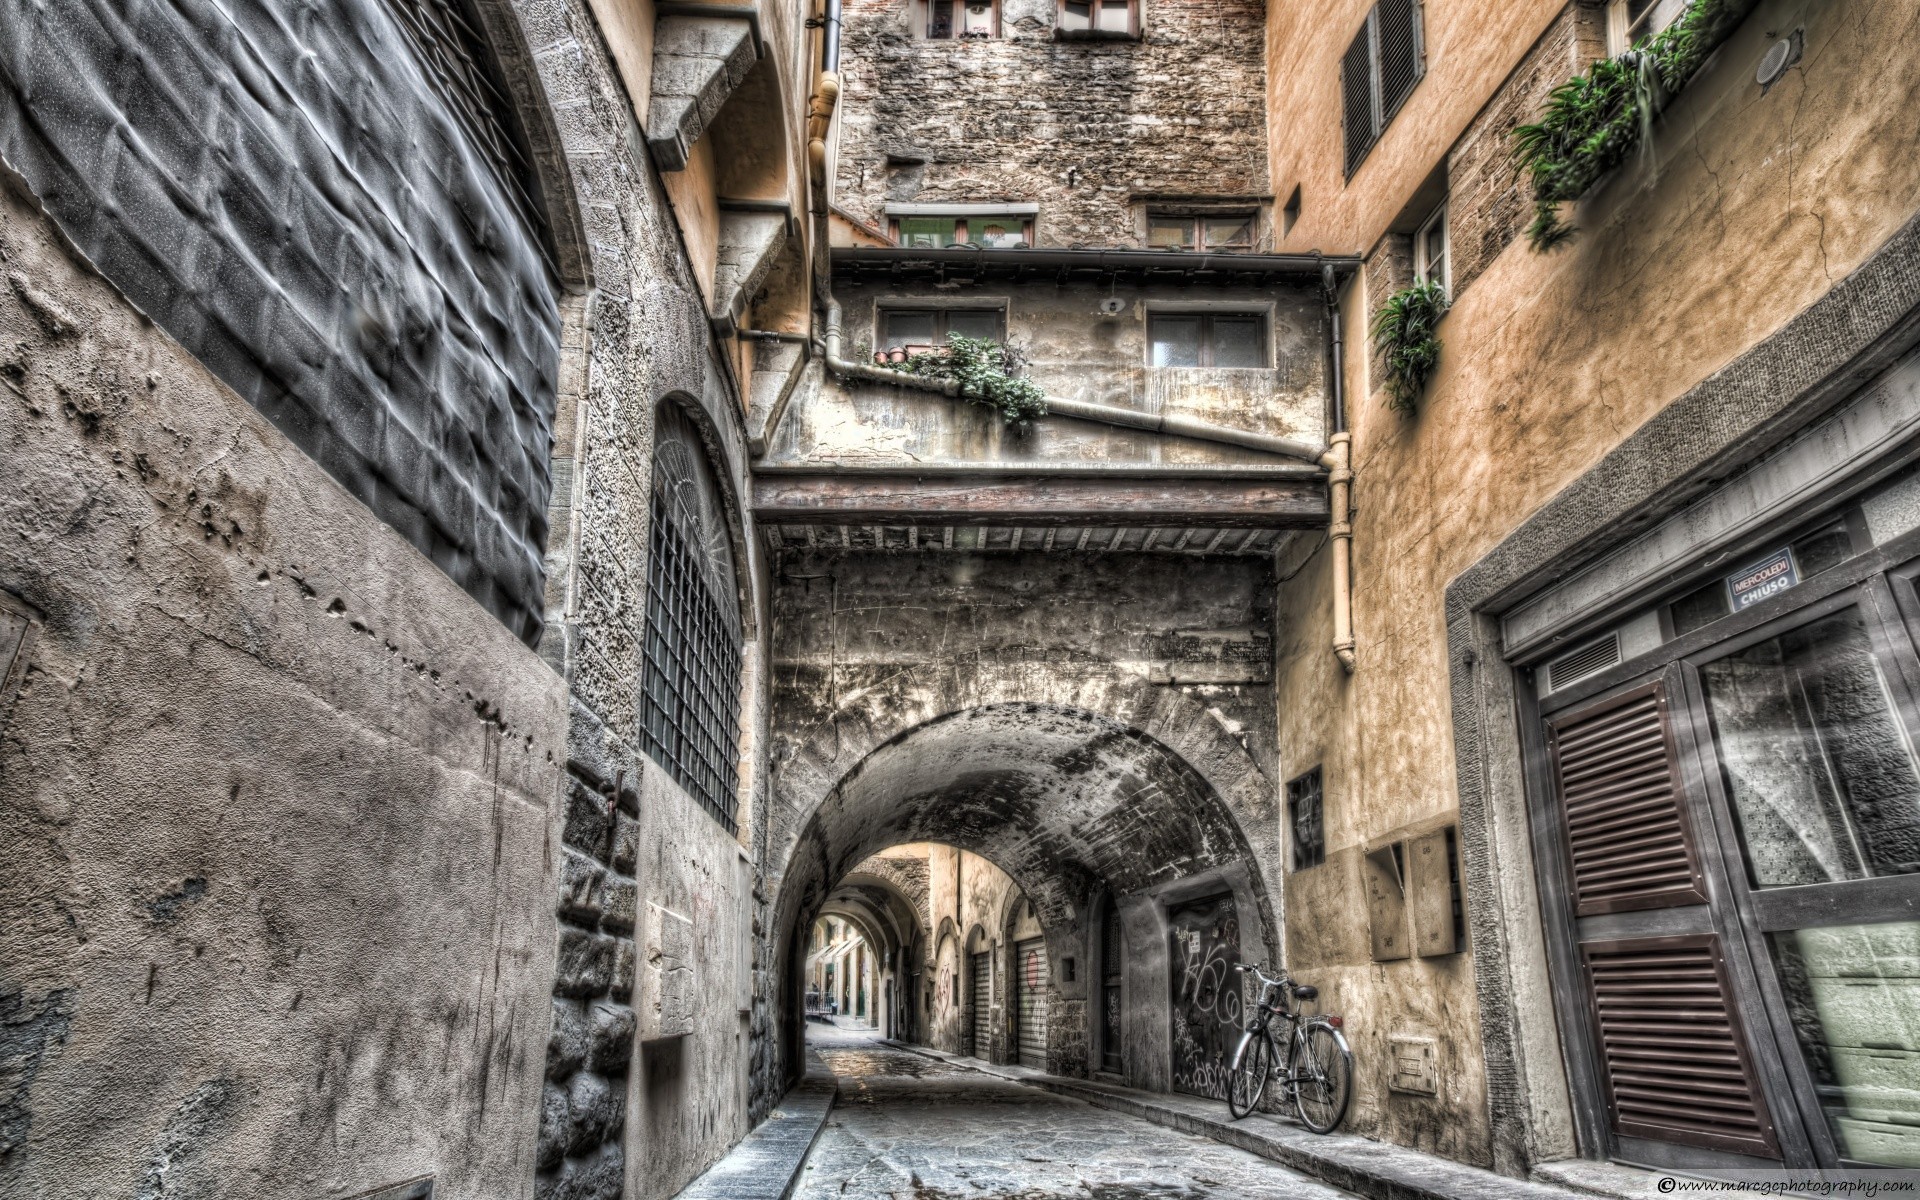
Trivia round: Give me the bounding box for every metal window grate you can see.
[639,484,744,832]
[1288,767,1326,870]
[1546,632,1622,692]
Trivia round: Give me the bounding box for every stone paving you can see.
[794,1025,1356,1200]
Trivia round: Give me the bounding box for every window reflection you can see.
[1699,607,1920,888]
[1771,922,1920,1166]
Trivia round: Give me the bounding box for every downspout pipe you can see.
[821,297,1333,464]
[1323,262,1356,674]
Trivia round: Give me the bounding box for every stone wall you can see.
[833,0,1270,245]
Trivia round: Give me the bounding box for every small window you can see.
[892,214,1031,248]
[1607,0,1687,54]
[1414,201,1449,295]
[1057,0,1134,37]
[879,308,1007,354]
[1342,0,1424,176]
[1281,186,1302,237]
[1146,213,1256,252]
[928,0,998,39]
[1148,312,1267,368]
[1288,767,1326,871]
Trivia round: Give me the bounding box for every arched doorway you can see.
[768,703,1279,1102]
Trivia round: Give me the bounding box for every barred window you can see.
[639,407,744,831]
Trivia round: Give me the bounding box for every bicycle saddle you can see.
[1291,984,1318,1001]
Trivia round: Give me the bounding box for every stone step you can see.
[672,1053,838,1200]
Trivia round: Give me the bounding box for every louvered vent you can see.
[1584,937,1778,1157]
[1341,24,1375,174]
[1547,632,1622,692]
[1377,0,1422,120]
[1549,685,1707,915]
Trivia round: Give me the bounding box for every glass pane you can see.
[1203,216,1254,249]
[1148,216,1192,249]
[1700,606,1920,888]
[1211,316,1266,368]
[898,217,958,248]
[1059,0,1091,29]
[1672,520,1856,637]
[1149,315,1202,367]
[882,309,937,349]
[960,0,993,35]
[1770,922,1920,1166]
[929,0,954,36]
[1095,0,1130,32]
[975,221,1024,249]
[944,309,1004,341]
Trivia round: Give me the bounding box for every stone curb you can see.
[878,1040,1617,1200]
[673,1053,838,1200]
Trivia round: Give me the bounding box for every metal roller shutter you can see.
[970,952,992,1058]
[1014,938,1048,1070]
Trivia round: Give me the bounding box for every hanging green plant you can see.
[1512,0,1757,250]
[903,334,1048,424]
[1372,279,1450,416]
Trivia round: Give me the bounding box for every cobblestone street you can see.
[794,1025,1355,1200]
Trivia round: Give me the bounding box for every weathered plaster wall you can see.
[0,173,566,1199]
[1267,0,1920,1172]
[834,0,1270,245]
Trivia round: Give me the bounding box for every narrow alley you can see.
[796,1024,1354,1200]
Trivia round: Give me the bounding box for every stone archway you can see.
[767,702,1279,1099]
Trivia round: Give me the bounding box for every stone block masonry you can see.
[834,0,1271,246]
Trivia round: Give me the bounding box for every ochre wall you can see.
[1268,0,1920,1167]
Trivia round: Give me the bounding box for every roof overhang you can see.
[830,244,1364,284]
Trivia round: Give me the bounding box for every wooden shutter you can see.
[1547,682,1708,916]
[1583,936,1778,1157]
[1341,20,1375,174]
[1376,0,1422,119]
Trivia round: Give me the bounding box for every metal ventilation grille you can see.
[1584,937,1778,1157]
[1377,0,1422,120]
[1549,685,1707,916]
[1547,632,1623,691]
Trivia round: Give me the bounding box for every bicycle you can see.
[1224,963,1353,1132]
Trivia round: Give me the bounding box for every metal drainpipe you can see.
[1322,262,1356,674]
[820,298,1333,464]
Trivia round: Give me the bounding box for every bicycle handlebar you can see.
[1233,962,1288,989]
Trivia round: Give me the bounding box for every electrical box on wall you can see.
[1388,1034,1438,1095]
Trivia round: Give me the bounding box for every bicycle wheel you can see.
[1293,1023,1352,1133]
[1226,1031,1270,1120]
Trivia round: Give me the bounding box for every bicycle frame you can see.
[1229,972,1344,1098]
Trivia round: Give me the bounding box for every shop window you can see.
[877,307,1007,359]
[1287,767,1325,871]
[1147,212,1257,252]
[1414,200,1449,295]
[927,0,998,39]
[1699,607,1920,889]
[1342,0,1424,176]
[639,406,744,832]
[1607,0,1687,54]
[1057,0,1135,37]
[893,214,1031,248]
[1148,312,1268,368]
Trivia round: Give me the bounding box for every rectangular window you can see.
[1057,0,1134,37]
[892,214,1031,248]
[928,0,998,39]
[1342,0,1424,176]
[1288,767,1326,871]
[1148,312,1268,368]
[1608,0,1688,54]
[1414,200,1449,294]
[1146,213,1256,252]
[879,307,1007,354]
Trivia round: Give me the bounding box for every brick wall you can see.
[834,0,1271,245]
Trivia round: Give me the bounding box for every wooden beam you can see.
[751,474,1326,528]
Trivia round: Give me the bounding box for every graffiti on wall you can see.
[1169,892,1242,1099]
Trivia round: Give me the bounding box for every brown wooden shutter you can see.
[1547,682,1708,916]
[1376,0,1422,119]
[1341,21,1375,173]
[1582,936,1779,1158]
